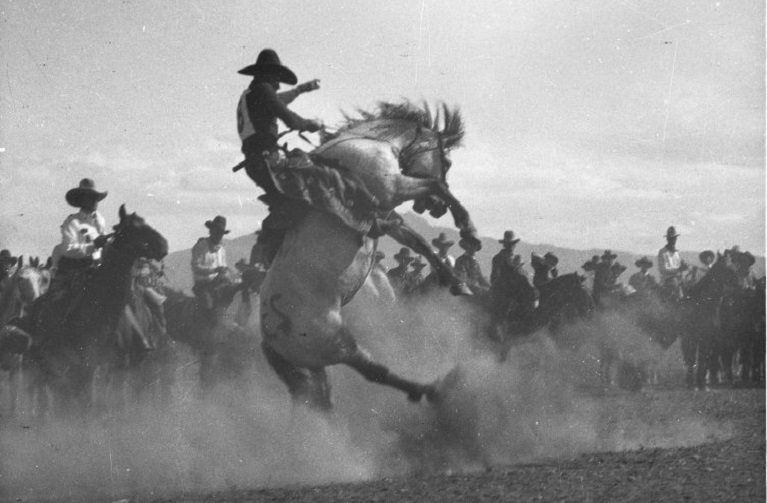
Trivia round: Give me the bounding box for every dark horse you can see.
[163,265,265,393]
[498,273,595,360]
[27,205,168,415]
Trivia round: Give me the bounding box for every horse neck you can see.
[78,250,137,325]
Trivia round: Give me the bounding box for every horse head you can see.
[108,205,169,263]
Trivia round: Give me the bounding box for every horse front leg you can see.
[377,214,471,296]
[393,177,480,248]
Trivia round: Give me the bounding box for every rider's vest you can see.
[237,89,257,143]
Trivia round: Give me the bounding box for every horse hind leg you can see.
[344,346,436,403]
[261,342,332,412]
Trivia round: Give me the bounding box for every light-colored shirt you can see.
[658,246,683,281]
[55,210,107,263]
[191,237,227,284]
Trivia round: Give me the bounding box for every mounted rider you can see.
[191,216,232,316]
[50,178,110,292]
[531,251,559,289]
[657,226,688,300]
[422,233,457,292]
[454,237,490,296]
[235,49,322,266]
[387,247,414,296]
[628,256,657,295]
[592,250,621,306]
[405,256,429,296]
[0,249,18,288]
[489,231,536,336]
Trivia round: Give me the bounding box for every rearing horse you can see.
[259,101,477,411]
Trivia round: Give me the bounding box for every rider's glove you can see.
[93,235,109,249]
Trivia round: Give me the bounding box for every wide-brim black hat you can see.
[237,49,298,85]
[205,215,231,234]
[65,178,108,207]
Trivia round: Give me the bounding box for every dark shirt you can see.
[455,253,490,293]
[238,79,312,157]
[490,249,514,288]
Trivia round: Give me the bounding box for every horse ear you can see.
[119,204,127,221]
[31,257,39,268]
[45,257,53,269]
[17,255,23,268]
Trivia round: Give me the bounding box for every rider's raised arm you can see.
[277,80,320,105]
[258,82,315,132]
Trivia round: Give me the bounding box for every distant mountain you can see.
[163,212,765,291]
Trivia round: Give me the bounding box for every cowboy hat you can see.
[205,215,230,234]
[665,226,681,238]
[411,256,427,270]
[698,250,715,265]
[635,256,654,269]
[499,230,520,245]
[0,249,18,266]
[543,252,559,268]
[459,237,480,251]
[582,255,600,271]
[432,232,455,249]
[601,250,617,260]
[237,49,298,85]
[65,178,108,208]
[393,247,414,263]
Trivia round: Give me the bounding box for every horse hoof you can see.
[450,282,473,296]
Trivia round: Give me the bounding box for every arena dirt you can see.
[0,292,763,502]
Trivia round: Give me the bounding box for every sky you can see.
[0,0,764,259]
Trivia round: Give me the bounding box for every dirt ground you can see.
[143,386,765,503]
[7,384,760,503]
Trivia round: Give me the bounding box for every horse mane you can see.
[335,100,465,149]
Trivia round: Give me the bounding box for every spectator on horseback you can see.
[404,255,428,297]
[454,237,490,296]
[387,247,414,296]
[731,248,757,290]
[50,178,110,292]
[491,230,520,287]
[531,252,559,289]
[0,249,18,288]
[688,250,716,285]
[658,226,688,300]
[592,250,621,306]
[235,49,322,266]
[191,216,231,315]
[628,256,657,295]
[431,232,456,269]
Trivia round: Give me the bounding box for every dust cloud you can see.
[0,290,729,501]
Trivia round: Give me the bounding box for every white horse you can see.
[259,101,476,410]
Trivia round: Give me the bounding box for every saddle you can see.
[266,149,381,235]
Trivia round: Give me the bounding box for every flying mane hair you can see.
[336,100,465,150]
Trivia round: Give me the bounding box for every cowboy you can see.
[628,256,657,295]
[531,251,559,289]
[191,216,231,313]
[0,249,18,287]
[387,247,414,295]
[658,226,687,299]
[50,178,110,292]
[490,253,537,338]
[431,232,456,269]
[592,250,621,306]
[404,255,429,296]
[454,237,490,296]
[491,231,520,287]
[236,49,322,265]
[688,250,716,285]
[731,248,757,290]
